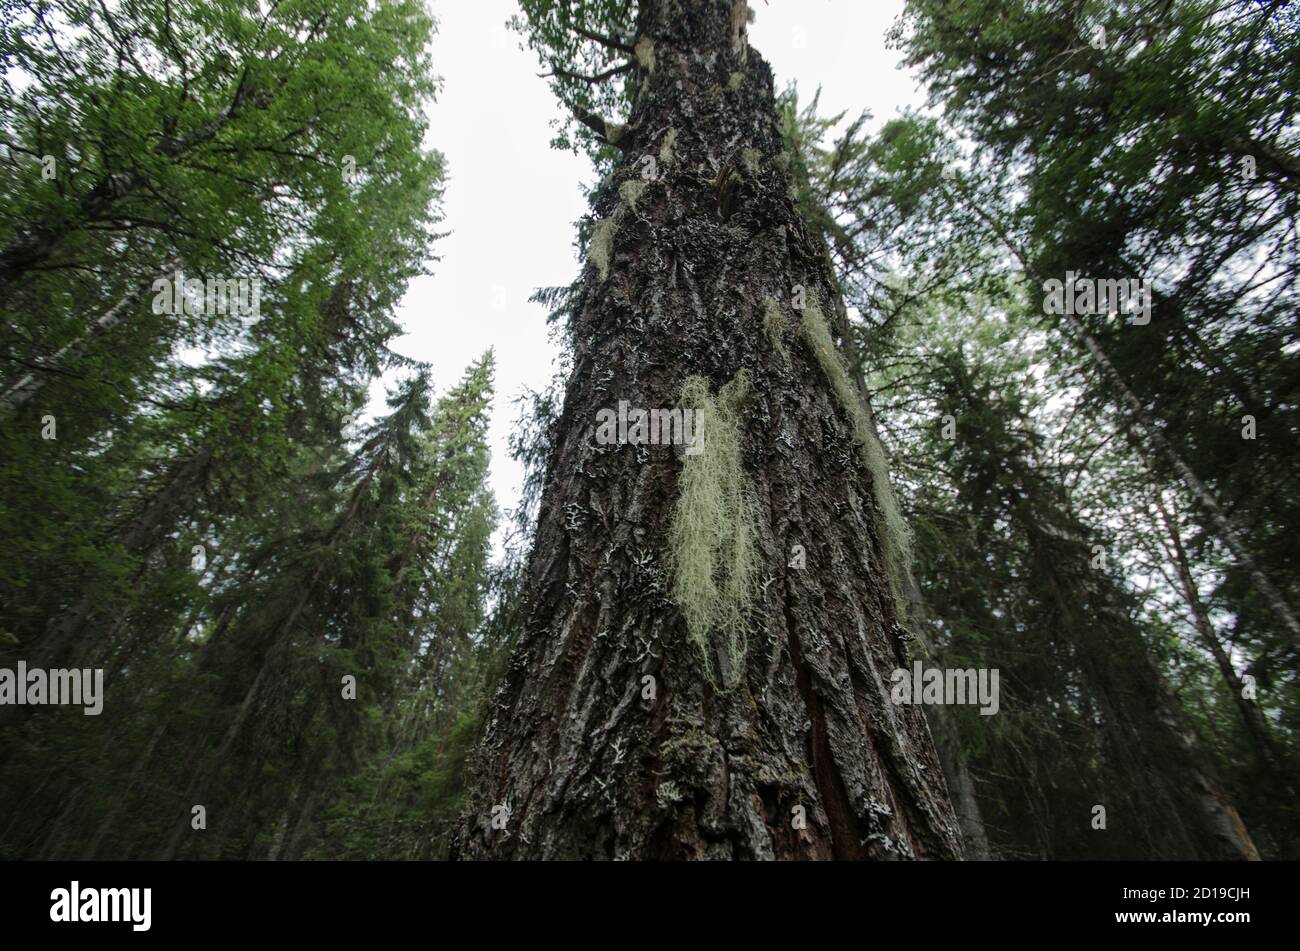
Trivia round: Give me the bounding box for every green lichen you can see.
[606,122,626,146]
[763,297,788,361]
[668,371,759,689]
[658,127,678,168]
[741,147,762,176]
[588,217,618,282]
[619,178,647,211]
[798,297,913,608]
[634,36,656,72]
[656,780,683,807]
[728,71,745,92]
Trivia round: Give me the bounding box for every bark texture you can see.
[454,0,961,860]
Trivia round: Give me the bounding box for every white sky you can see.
[374,0,926,551]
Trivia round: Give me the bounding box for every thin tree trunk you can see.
[1068,321,1300,647]
[0,261,172,416]
[1153,493,1300,813]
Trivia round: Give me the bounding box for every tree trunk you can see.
[0,261,172,417]
[454,0,961,861]
[1153,494,1300,845]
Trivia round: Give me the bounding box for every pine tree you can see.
[454,0,962,860]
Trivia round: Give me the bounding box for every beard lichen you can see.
[589,174,653,283]
[588,217,619,282]
[797,297,913,610]
[668,370,759,689]
[659,127,678,168]
[619,178,647,211]
[634,36,656,72]
[763,297,789,361]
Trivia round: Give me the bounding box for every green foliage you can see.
[893,0,1300,675]
[510,0,638,157]
[0,0,507,862]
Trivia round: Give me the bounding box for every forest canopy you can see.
[0,0,1295,864]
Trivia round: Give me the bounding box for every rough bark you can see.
[454,0,961,861]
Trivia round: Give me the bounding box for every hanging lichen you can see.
[668,370,759,689]
[634,36,656,72]
[588,217,619,282]
[658,127,678,167]
[798,297,913,609]
[619,178,647,211]
[763,297,789,361]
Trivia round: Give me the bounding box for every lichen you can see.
[763,297,788,361]
[658,127,678,168]
[606,122,626,146]
[618,178,647,211]
[634,36,656,72]
[797,297,913,609]
[728,71,745,92]
[588,217,619,282]
[656,780,683,807]
[668,371,759,689]
[741,147,762,176]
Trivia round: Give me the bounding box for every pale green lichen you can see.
[634,36,656,72]
[798,298,913,608]
[588,217,619,282]
[763,297,788,361]
[618,178,647,211]
[668,371,759,689]
[658,127,678,168]
[606,122,626,146]
[656,780,683,807]
[728,71,745,92]
[741,147,762,176]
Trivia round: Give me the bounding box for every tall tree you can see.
[454,0,962,860]
[892,0,1300,660]
[781,80,1276,857]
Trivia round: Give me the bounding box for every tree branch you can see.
[540,61,633,85]
[567,24,634,53]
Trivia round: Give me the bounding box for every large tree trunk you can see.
[454,0,961,861]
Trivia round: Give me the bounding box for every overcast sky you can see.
[373,0,926,551]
